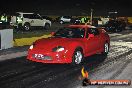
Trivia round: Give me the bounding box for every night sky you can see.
[0,0,132,16]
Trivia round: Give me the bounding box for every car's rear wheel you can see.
[100,43,109,61]
[72,49,84,65]
[44,23,50,30]
[24,23,30,31]
[104,43,109,54]
[102,43,109,56]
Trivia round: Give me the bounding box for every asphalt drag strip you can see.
[0,32,132,88]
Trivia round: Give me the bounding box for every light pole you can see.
[90,8,93,25]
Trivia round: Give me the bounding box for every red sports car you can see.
[27,25,110,64]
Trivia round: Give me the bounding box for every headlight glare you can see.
[52,46,65,52]
[56,47,65,52]
[29,45,34,50]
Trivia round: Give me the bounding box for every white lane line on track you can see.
[110,41,132,48]
[109,33,123,37]
[111,33,132,39]
[108,41,132,58]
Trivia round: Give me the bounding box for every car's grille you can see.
[32,54,52,60]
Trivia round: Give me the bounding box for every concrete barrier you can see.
[0,29,13,50]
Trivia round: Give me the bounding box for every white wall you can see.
[0,29,13,50]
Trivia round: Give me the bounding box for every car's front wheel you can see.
[60,20,64,24]
[72,49,84,65]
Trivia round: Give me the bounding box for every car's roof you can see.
[68,24,96,29]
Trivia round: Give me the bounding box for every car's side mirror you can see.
[51,32,55,36]
[88,34,94,38]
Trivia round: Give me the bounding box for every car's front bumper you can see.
[27,49,72,64]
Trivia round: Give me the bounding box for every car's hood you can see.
[34,37,82,50]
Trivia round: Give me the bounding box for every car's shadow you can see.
[28,54,107,72]
[0,54,107,72]
[81,54,107,71]
[0,54,107,86]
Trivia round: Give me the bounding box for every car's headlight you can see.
[29,45,34,50]
[52,46,65,52]
[29,43,36,50]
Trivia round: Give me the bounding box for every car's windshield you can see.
[53,27,85,38]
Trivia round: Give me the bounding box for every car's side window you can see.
[29,14,34,19]
[63,16,71,19]
[73,28,85,38]
[30,14,41,19]
[88,28,99,36]
[35,14,41,19]
[86,28,99,38]
[23,14,31,19]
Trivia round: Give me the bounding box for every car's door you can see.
[30,14,44,26]
[85,28,101,55]
[63,16,71,22]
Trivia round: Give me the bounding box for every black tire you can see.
[102,43,109,56]
[112,27,118,32]
[119,27,123,32]
[99,43,109,61]
[72,48,84,65]
[24,23,30,31]
[60,20,64,24]
[44,23,50,30]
